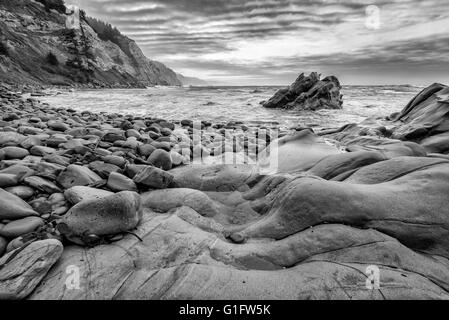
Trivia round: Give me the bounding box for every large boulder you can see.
[57,191,143,245]
[64,186,114,205]
[263,72,343,110]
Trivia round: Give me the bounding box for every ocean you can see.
[39,85,423,130]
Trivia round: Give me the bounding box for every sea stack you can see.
[263,72,343,110]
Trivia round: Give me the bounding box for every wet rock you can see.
[0,188,38,220]
[0,165,34,180]
[147,149,172,170]
[103,155,126,167]
[64,186,114,205]
[47,120,70,132]
[181,119,193,127]
[24,176,61,194]
[0,174,20,188]
[29,198,52,216]
[48,193,66,207]
[151,141,171,151]
[57,191,142,245]
[59,139,85,150]
[146,131,160,140]
[160,128,172,136]
[36,162,65,180]
[122,137,140,150]
[42,154,71,167]
[133,166,174,189]
[45,135,68,148]
[88,161,121,179]
[0,239,63,299]
[30,146,56,157]
[107,172,138,192]
[0,216,45,238]
[159,121,175,131]
[56,165,102,189]
[126,129,141,139]
[138,144,156,157]
[0,147,29,159]
[4,186,35,200]
[103,132,126,143]
[20,136,42,150]
[0,132,26,147]
[124,164,148,179]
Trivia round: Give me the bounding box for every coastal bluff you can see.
[0,0,182,88]
[1,82,449,299]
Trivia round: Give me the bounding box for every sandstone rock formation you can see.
[262,72,343,110]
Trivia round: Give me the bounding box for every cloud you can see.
[66,0,449,85]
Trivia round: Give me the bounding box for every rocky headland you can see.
[0,0,201,89]
[1,81,449,300]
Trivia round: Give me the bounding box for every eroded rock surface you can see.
[0,239,63,300]
[3,82,449,300]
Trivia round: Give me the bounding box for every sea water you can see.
[39,85,422,130]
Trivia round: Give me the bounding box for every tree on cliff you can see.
[86,17,123,48]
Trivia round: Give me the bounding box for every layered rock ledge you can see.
[1,83,449,300]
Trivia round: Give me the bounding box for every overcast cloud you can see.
[66,0,449,85]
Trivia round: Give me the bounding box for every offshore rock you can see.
[263,72,343,110]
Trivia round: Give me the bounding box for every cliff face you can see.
[0,0,182,88]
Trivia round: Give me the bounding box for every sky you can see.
[65,0,449,86]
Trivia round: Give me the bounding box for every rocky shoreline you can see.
[1,81,449,299]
